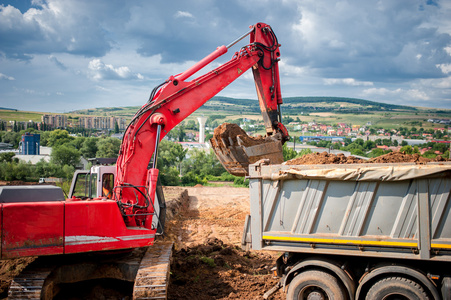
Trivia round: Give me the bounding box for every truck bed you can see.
[244,161,451,261]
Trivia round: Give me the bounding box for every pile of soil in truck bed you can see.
[285,151,449,165]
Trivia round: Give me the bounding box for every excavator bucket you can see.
[210,123,284,177]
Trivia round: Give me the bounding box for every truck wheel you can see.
[366,277,429,300]
[286,270,346,300]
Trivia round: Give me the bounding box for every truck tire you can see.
[286,270,346,300]
[366,276,429,300]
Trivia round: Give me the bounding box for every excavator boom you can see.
[116,23,288,223]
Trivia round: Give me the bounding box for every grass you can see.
[0,110,44,122]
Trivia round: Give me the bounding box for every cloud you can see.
[286,0,451,82]
[1,0,451,111]
[324,78,373,86]
[174,11,194,19]
[362,87,429,101]
[88,59,144,81]
[0,73,15,80]
[48,55,67,70]
[0,1,112,59]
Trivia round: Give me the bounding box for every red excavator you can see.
[0,22,288,299]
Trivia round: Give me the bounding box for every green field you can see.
[0,110,44,122]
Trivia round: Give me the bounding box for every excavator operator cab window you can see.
[71,172,97,199]
[102,173,114,199]
[73,173,89,198]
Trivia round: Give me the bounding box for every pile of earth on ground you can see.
[168,238,282,300]
[284,151,450,165]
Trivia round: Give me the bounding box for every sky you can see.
[1,0,451,113]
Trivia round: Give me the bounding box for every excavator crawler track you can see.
[8,265,53,299]
[8,242,174,300]
[133,242,173,300]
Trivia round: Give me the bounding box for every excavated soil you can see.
[210,123,267,148]
[285,152,365,165]
[165,186,283,300]
[285,151,450,165]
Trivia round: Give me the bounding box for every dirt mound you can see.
[285,152,365,165]
[367,151,448,164]
[285,151,450,165]
[168,238,282,300]
[210,123,266,148]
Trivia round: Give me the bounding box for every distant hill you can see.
[69,96,434,118]
[0,107,18,111]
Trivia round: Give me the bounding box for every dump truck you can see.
[243,160,451,299]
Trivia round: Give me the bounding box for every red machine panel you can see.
[64,200,155,254]
[2,202,64,259]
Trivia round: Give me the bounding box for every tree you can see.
[157,140,187,171]
[354,138,364,146]
[70,136,86,150]
[96,137,121,158]
[2,131,20,147]
[350,149,365,156]
[400,145,413,154]
[185,120,198,130]
[81,137,98,159]
[363,140,376,150]
[382,139,391,146]
[40,131,51,146]
[283,144,298,161]
[0,152,16,163]
[368,148,386,158]
[181,148,225,178]
[51,144,81,167]
[114,121,120,134]
[167,123,186,142]
[48,129,74,147]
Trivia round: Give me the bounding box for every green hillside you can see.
[69,96,425,118]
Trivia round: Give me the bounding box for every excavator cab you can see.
[68,165,116,199]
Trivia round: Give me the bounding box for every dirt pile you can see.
[164,186,284,299]
[168,238,282,300]
[367,151,448,164]
[285,151,450,165]
[210,123,266,148]
[285,152,365,165]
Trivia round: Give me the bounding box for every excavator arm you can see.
[115,22,288,227]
